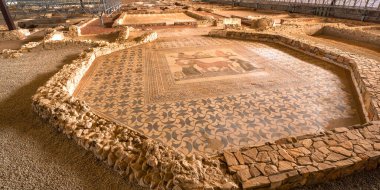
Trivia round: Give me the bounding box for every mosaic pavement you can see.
[74,36,363,156]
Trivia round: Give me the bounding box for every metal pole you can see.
[0,0,16,30]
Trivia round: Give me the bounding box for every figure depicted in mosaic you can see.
[166,49,259,81]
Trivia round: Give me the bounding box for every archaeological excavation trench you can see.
[2,1,380,189]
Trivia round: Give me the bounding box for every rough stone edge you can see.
[69,18,98,37]
[30,32,232,190]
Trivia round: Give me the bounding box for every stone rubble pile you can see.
[0,29,30,41]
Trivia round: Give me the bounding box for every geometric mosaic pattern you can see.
[74,36,363,155]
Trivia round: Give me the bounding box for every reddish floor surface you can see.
[80,17,120,36]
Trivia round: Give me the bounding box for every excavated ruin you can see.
[1,1,380,189]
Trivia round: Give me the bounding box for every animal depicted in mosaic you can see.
[167,49,258,81]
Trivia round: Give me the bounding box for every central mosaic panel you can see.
[74,36,363,155]
[166,48,259,81]
[145,39,302,104]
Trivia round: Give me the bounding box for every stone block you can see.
[234,151,245,165]
[242,176,270,189]
[278,161,294,172]
[224,151,239,166]
[242,148,258,160]
[237,168,251,182]
[269,173,287,189]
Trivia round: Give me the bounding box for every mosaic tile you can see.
[74,36,363,155]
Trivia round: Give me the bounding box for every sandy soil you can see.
[0,44,146,190]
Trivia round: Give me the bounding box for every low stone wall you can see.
[209,29,380,189]
[125,22,167,28]
[173,21,198,26]
[223,123,380,189]
[68,18,97,37]
[185,10,215,21]
[185,11,216,26]
[31,33,232,189]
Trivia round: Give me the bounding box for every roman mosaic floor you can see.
[74,36,363,156]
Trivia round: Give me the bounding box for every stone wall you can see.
[185,10,215,21]
[184,11,216,26]
[68,18,97,37]
[223,123,380,189]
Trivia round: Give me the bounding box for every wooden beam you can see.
[0,0,16,30]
